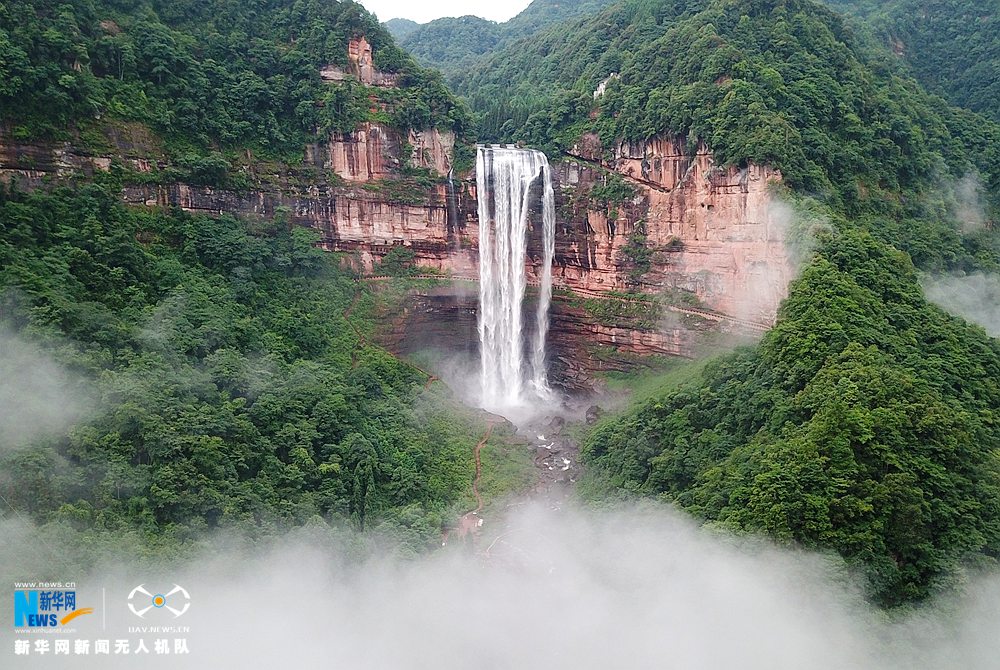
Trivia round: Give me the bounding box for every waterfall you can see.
[445,168,460,245]
[476,146,555,410]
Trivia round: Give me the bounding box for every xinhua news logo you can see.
[13,588,93,628]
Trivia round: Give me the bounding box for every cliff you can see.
[554,134,792,323]
[0,23,794,386]
[0,125,788,382]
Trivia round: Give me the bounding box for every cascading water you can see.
[476,146,556,411]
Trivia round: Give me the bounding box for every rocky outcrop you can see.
[408,128,455,176]
[319,123,398,182]
[309,123,455,183]
[320,36,400,88]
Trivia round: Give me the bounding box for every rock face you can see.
[115,178,479,278]
[555,134,792,323]
[310,122,454,183]
[378,287,706,392]
[0,128,788,383]
[321,36,400,88]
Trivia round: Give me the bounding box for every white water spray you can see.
[476,146,555,411]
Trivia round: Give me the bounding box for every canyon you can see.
[0,40,792,390]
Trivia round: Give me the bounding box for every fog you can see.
[952,172,987,233]
[727,197,830,325]
[0,327,91,452]
[922,272,1000,337]
[2,502,999,668]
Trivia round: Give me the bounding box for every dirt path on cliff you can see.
[444,422,495,545]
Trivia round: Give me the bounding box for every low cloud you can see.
[0,327,91,452]
[923,272,1000,337]
[2,503,999,668]
[952,172,987,233]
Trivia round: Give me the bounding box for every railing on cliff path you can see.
[358,274,773,334]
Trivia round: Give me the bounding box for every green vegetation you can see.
[0,0,470,161]
[0,183,489,550]
[383,18,421,40]
[377,246,418,276]
[396,16,502,79]
[388,0,616,80]
[585,227,1000,607]
[589,173,638,224]
[455,0,1000,607]
[583,296,658,329]
[458,0,1000,224]
[619,221,654,286]
[824,0,1000,123]
[476,433,538,511]
[598,357,716,405]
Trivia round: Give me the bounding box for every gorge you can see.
[0,116,790,391]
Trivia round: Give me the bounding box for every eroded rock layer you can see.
[0,120,791,384]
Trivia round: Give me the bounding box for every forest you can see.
[823,0,999,123]
[0,0,470,163]
[585,226,1000,606]
[387,0,616,78]
[441,0,1000,606]
[0,180,499,553]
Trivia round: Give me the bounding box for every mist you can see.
[3,502,999,668]
[0,327,91,452]
[952,172,987,233]
[727,197,830,325]
[922,272,1000,337]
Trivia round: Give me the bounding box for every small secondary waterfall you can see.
[476,146,556,410]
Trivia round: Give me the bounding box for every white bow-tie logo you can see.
[127,584,191,618]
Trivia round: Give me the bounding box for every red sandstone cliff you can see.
[0,31,794,378]
[556,134,793,324]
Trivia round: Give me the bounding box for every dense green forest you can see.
[459,0,998,204]
[451,0,1000,606]
[0,0,470,160]
[0,181,491,550]
[0,0,487,553]
[457,0,1000,261]
[824,0,999,123]
[585,225,1000,607]
[384,18,420,40]
[386,0,615,79]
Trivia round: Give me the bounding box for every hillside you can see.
[384,17,420,39]
[455,0,1000,605]
[458,0,1000,260]
[0,0,470,168]
[388,0,616,79]
[824,0,1000,122]
[0,0,488,553]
